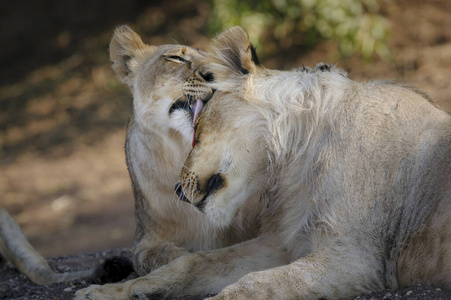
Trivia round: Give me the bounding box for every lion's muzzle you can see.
[175,173,224,212]
[175,182,190,204]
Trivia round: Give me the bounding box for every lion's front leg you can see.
[76,235,288,300]
[210,241,385,300]
[75,284,119,300]
[133,237,189,276]
[76,253,195,300]
[207,268,291,300]
[75,271,178,300]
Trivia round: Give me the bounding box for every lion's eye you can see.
[165,56,188,64]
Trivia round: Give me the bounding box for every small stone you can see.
[435,288,441,292]
[64,287,73,292]
[406,290,413,296]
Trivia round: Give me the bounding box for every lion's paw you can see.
[74,284,123,300]
[207,271,279,300]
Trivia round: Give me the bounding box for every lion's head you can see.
[175,27,270,228]
[175,27,345,228]
[110,25,214,142]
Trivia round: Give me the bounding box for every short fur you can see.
[107,26,261,277]
[75,27,450,300]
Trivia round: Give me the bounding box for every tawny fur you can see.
[76,27,450,300]
[107,26,262,277]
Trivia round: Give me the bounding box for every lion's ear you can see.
[211,26,259,75]
[109,25,156,86]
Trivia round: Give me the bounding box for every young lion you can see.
[109,26,261,277]
[76,27,450,299]
[2,26,259,286]
[0,26,217,285]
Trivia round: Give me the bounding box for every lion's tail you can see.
[0,207,92,285]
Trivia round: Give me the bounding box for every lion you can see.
[75,27,450,299]
[108,25,261,277]
[0,207,92,284]
[1,25,258,287]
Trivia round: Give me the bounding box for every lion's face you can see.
[110,26,213,142]
[176,92,268,228]
[173,27,269,228]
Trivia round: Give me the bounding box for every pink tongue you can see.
[192,99,204,147]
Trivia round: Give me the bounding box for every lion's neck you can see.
[126,119,192,216]
[138,123,190,187]
[127,121,234,248]
[256,70,350,249]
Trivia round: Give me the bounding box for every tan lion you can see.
[109,25,261,277]
[1,25,258,287]
[76,27,450,299]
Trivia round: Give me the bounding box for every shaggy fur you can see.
[76,27,450,300]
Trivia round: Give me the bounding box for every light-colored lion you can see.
[76,27,450,299]
[1,25,259,287]
[109,25,261,277]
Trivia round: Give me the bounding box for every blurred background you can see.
[1,0,450,258]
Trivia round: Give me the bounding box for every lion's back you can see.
[346,80,451,289]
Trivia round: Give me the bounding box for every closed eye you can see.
[165,56,188,64]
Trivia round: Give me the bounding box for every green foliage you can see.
[207,0,391,60]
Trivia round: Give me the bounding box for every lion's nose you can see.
[175,182,190,203]
[175,174,224,210]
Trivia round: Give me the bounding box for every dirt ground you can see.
[0,249,216,300]
[0,0,450,297]
[1,250,450,299]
